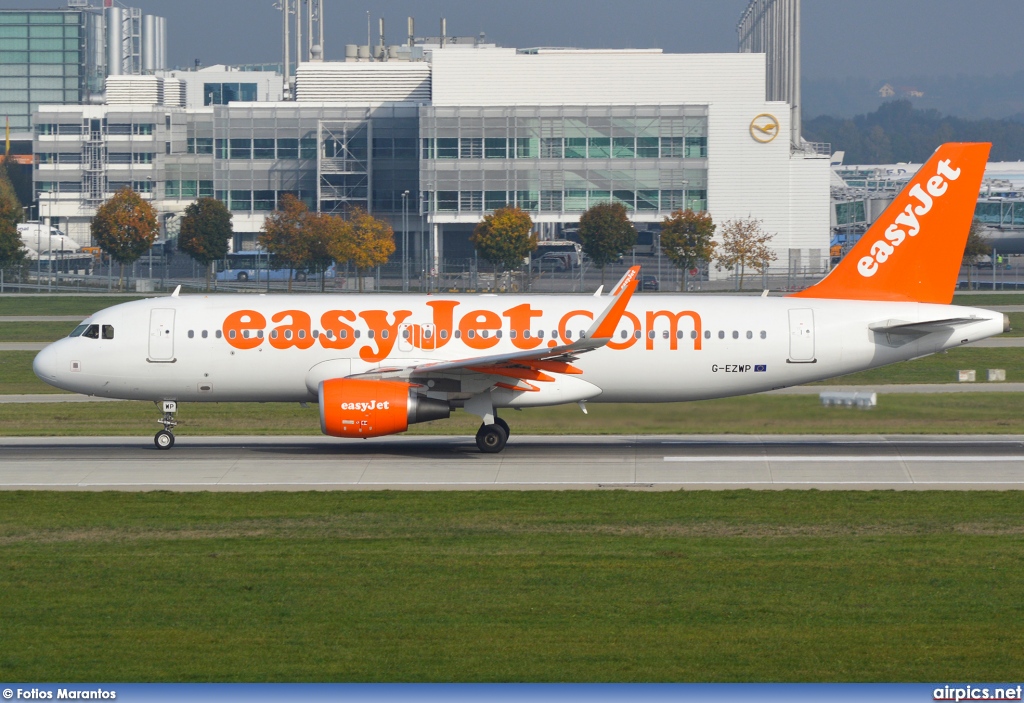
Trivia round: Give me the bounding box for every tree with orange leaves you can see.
[259,194,310,293]
[343,207,395,292]
[91,187,159,290]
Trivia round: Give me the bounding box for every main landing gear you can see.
[154,400,177,450]
[475,416,510,454]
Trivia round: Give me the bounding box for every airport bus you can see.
[214,251,334,283]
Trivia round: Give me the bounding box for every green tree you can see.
[578,202,637,285]
[714,217,777,290]
[90,187,159,290]
[0,159,27,280]
[962,219,992,289]
[259,194,310,293]
[659,209,716,291]
[345,207,395,292]
[471,206,536,274]
[178,197,233,291]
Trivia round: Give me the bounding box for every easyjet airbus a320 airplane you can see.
[33,143,1006,453]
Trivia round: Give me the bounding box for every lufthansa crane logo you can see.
[750,113,780,143]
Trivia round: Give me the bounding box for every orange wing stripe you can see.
[468,365,556,382]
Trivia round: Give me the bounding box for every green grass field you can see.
[952,292,1024,305]
[0,351,65,394]
[0,321,80,342]
[823,346,1024,385]
[3,392,1024,436]
[0,295,146,316]
[1,491,1022,682]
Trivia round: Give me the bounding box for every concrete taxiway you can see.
[2,434,1024,491]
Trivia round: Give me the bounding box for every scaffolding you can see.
[82,120,106,208]
[317,120,371,214]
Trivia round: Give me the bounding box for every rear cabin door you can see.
[148,308,175,361]
[787,308,815,363]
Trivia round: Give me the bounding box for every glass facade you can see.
[203,82,258,106]
[419,105,709,218]
[0,10,85,130]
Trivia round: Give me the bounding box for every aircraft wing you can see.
[350,266,640,390]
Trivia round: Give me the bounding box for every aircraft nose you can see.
[33,344,60,384]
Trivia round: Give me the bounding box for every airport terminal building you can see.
[32,44,831,274]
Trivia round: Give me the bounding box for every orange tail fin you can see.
[791,142,990,304]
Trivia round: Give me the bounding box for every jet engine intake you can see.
[319,378,450,438]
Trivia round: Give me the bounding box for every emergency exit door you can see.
[148,308,175,361]
[788,308,815,362]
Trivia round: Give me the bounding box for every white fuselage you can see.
[33,293,1004,407]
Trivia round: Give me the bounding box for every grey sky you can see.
[2,0,1022,80]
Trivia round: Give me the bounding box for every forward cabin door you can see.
[148,308,175,362]
[787,309,815,363]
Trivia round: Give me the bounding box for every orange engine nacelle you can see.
[319,378,450,438]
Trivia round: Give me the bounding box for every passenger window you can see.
[216,330,223,339]
[524,330,531,339]
[704,330,711,339]
[495,330,502,339]
[257,330,264,338]
[760,330,767,339]
[718,331,725,339]
[229,330,236,339]
[746,331,752,339]
[312,330,319,338]
[634,330,641,339]
[454,330,461,339]
[284,330,292,340]
[551,330,557,339]
[439,330,448,340]
[424,329,433,339]
[467,329,476,339]
[620,330,627,339]
[298,330,306,339]
[565,330,573,339]
[69,324,87,338]
[354,330,361,338]
[579,331,586,339]
[188,330,194,339]
[202,330,208,339]
[648,330,656,339]
[83,324,99,339]
[509,330,516,339]
[732,331,739,339]
[402,329,410,339]
[367,330,374,339]
[481,330,488,339]
[243,330,250,339]
[675,330,683,339]
[538,330,544,339]
[269,330,276,339]
[691,331,698,339]
[662,331,669,339]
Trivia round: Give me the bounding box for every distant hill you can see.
[802,100,1024,164]
[804,73,1024,121]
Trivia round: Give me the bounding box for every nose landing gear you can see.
[154,400,178,450]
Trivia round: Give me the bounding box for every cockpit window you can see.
[102,325,114,340]
[69,324,88,338]
[82,324,100,339]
